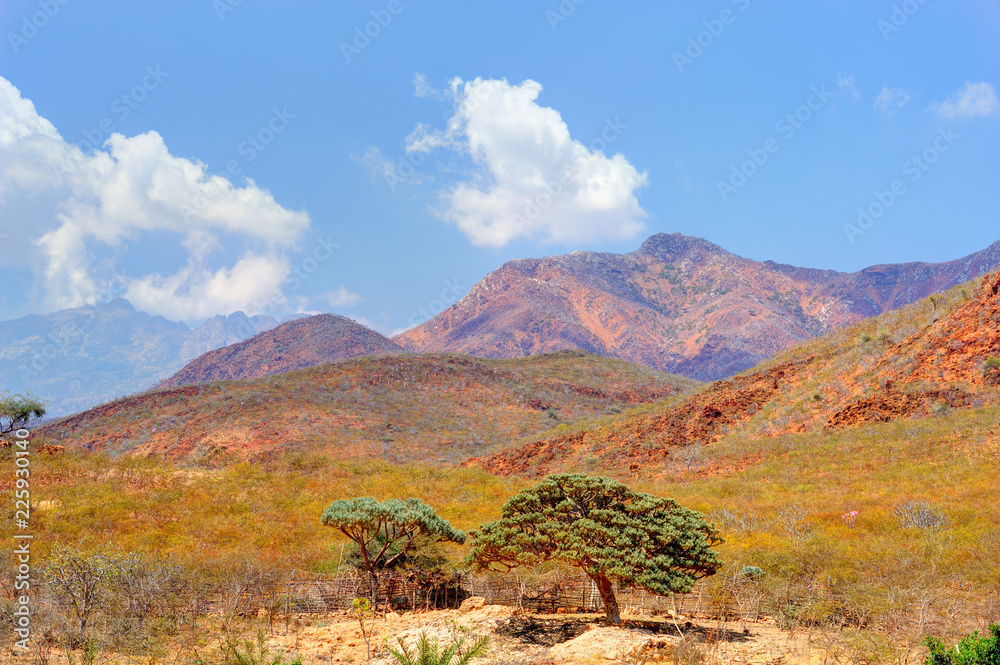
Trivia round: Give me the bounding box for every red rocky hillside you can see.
[395,233,1000,381]
[469,271,1000,477]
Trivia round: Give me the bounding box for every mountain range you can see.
[5,233,999,417]
[470,270,1000,477]
[395,233,1000,380]
[36,269,999,475]
[0,300,277,416]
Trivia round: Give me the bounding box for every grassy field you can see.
[7,402,998,661]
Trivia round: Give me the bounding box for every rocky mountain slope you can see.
[0,300,276,416]
[395,234,1000,381]
[158,314,404,388]
[469,271,1000,477]
[38,351,699,464]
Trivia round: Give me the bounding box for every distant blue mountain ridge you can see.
[0,299,279,417]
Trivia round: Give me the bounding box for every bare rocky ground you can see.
[264,599,830,664]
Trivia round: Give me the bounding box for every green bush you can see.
[925,624,1000,665]
[388,632,489,665]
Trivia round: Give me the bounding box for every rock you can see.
[547,626,654,661]
[459,596,487,613]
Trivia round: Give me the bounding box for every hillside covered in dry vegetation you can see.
[39,350,699,465]
[470,271,1000,477]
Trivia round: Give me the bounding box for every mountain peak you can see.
[98,298,136,312]
[395,234,1000,381]
[634,233,732,262]
[160,312,404,388]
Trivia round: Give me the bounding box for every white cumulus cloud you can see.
[930,81,999,119]
[0,76,310,321]
[405,77,648,247]
[326,285,361,307]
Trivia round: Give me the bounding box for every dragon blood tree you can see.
[465,473,722,624]
[322,497,466,601]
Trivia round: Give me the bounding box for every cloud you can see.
[930,81,999,119]
[326,285,361,307]
[0,76,310,321]
[405,77,648,247]
[413,72,436,99]
[124,254,293,321]
[874,86,911,117]
[837,74,860,100]
[354,146,423,188]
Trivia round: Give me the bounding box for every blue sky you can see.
[1,0,998,333]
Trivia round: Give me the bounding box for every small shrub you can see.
[388,631,490,665]
[924,623,1000,665]
[984,357,1000,385]
[667,634,708,665]
[892,501,948,531]
[778,505,815,546]
[709,507,768,535]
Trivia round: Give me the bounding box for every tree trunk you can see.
[591,574,621,625]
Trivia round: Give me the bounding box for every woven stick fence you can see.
[208,571,720,617]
